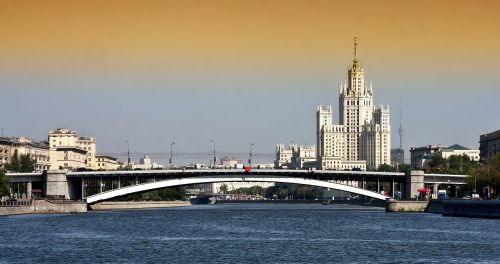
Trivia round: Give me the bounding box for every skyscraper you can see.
[317,38,391,170]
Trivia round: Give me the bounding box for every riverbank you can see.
[217,199,387,207]
[0,199,87,216]
[89,201,191,211]
[387,199,500,219]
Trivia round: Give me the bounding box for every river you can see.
[1,204,499,263]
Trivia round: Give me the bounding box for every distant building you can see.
[132,155,164,170]
[441,144,480,161]
[275,144,317,169]
[48,128,88,170]
[316,39,390,171]
[48,128,116,170]
[390,148,404,167]
[76,137,96,169]
[95,155,118,170]
[220,157,242,168]
[211,182,275,195]
[479,129,500,162]
[410,144,479,170]
[0,137,50,171]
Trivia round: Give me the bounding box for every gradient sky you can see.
[1,0,499,163]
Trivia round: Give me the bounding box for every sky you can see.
[1,0,499,164]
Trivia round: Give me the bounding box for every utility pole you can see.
[170,142,175,166]
[211,139,216,167]
[249,143,255,165]
[124,140,130,170]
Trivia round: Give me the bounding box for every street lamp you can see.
[249,143,255,165]
[124,140,130,170]
[210,139,216,167]
[170,142,175,166]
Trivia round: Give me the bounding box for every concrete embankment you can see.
[89,201,191,211]
[386,199,429,212]
[437,200,500,219]
[387,199,500,219]
[1,199,87,216]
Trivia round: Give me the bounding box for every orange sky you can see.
[1,0,499,76]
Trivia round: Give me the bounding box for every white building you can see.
[95,155,119,171]
[0,137,50,171]
[317,39,390,171]
[410,144,479,170]
[275,144,316,169]
[48,128,88,170]
[47,128,115,171]
[132,155,165,170]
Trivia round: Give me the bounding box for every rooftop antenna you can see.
[399,97,404,150]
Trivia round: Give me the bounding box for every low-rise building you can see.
[390,148,404,167]
[480,129,500,162]
[0,137,13,169]
[410,144,479,170]
[220,157,242,168]
[95,155,118,170]
[275,144,317,169]
[0,137,50,171]
[49,146,87,170]
[132,155,164,170]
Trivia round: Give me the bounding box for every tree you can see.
[0,169,9,197]
[6,150,20,172]
[377,164,396,172]
[219,184,228,194]
[6,150,35,173]
[19,154,35,173]
[471,153,500,198]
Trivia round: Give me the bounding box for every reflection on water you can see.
[1,204,499,263]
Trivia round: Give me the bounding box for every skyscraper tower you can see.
[339,37,374,161]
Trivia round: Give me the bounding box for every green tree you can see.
[6,150,21,172]
[0,169,9,197]
[471,153,500,198]
[19,154,35,172]
[377,164,396,172]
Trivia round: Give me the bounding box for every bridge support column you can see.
[377,178,380,193]
[27,181,32,200]
[405,170,424,200]
[43,170,69,199]
[391,178,395,198]
[432,183,440,199]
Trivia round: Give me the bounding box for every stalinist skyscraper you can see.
[317,38,391,171]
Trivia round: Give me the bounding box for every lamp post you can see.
[170,142,175,166]
[124,140,130,170]
[211,139,216,168]
[249,143,255,166]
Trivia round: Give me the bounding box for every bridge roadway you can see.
[6,169,469,203]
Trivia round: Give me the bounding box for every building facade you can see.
[410,144,479,170]
[275,144,317,169]
[95,155,119,170]
[0,137,50,171]
[390,148,405,167]
[317,39,390,171]
[479,129,500,162]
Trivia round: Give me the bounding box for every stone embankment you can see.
[0,199,87,216]
[386,199,429,212]
[387,199,500,219]
[89,201,191,211]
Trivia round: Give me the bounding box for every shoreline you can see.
[89,201,191,211]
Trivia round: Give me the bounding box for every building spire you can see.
[354,37,358,62]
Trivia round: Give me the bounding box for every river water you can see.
[1,204,499,263]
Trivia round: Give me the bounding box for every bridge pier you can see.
[405,170,424,200]
[43,170,70,199]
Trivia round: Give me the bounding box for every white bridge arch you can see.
[85,175,388,204]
